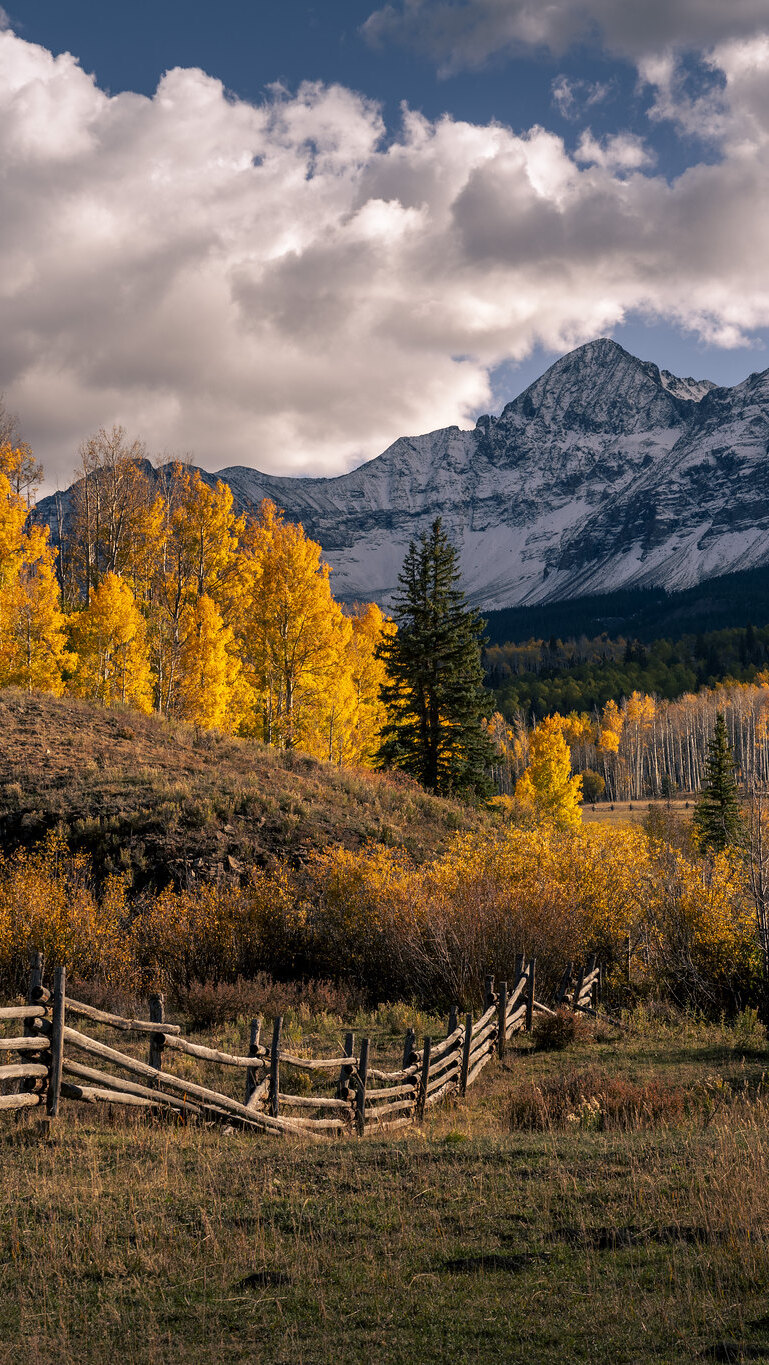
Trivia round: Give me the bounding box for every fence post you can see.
[459,1014,472,1096]
[572,965,585,1016]
[448,1005,458,1037]
[356,1037,369,1135]
[484,975,495,1011]
[337,1030,355,1100]
[525,958,537,1033]
[244,1016,262,1106]
[47,966,66,1119]
[402,1027,416,1069]
[598,961,604,1005]
[417,1036,432,1120]
[148,992,165,1075]
[22,949,48,1097]
[497,980,508,1058]
[269,1016,283,1119]
[555,961,572,1006]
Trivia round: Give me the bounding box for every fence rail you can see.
[0,953,605,1138]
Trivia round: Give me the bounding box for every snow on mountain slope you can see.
[36,339,769,610]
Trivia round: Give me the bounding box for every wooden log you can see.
[507,1002,528,1032]
[448,1005,459,1037]
[417,1036,431,1121]
[468,1017,496,1051]
[0,1091,41,1112]
[526,958,537,1032]
[148,993,165,1073]
[245,1075,270,1110]
[269,1015,282,1119]
[0,1035,50,1052]
[571,966,585,1015]
[0,1062,48,1082]
[63,1060,203,1115]
[497,980,508,1059]
[61,1082,158,1109]
[64,998,181,1035]
[0,1005,46,1021]
[555,961,573,1006]
[364,1081,415,1102]
[159,1034,257,1066]
[428,1024,465,1064]
[376,1113,413,1131]
[276,1093,354,1111]
[426,1050,460,1087]
[424,1076,458,1107]
[47,966,66,1119]
[466,1051,493,1090]
[278,1053,357,1072]
[506,967,529,1017]
[62,1026,307,1134]
[336,1030,355,1100]
[368,1063,420,1083]
[472,1001,498,1034]
[244,1018,263,1105]
[402,1027,416,1069]
[365,1096,415,1121]
[467,1035,495,1070]
[275,1115,348,1132]
[532,999,557,1019]
[356,1037,369,1136]
[427,1060,459,1094]
[459,1013,472,1096]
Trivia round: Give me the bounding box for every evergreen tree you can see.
[376,519,495,797]
[693,712,743,852]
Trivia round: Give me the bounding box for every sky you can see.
[2,0,769,489]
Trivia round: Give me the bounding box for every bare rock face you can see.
[36,339,769,610]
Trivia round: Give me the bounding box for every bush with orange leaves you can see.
[0,835,133,996]
[0,826,761,1014]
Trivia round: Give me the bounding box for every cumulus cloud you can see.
[1,29,769,486]
[363,0,769,70]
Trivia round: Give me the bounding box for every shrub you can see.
[509,1067,688,1131]
[532,1008,585,1051]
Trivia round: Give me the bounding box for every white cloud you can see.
[575,129,654,171]
[1,30,769,487]
[551,75,614,122]
[363,0,769,70]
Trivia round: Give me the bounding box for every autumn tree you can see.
[0,525,74,695]
[237,500,350,750]
[377,519,494,797]
[515,715,583,829]
[69,572,153,712]
[176,594,245,731]
[67,427,164,605]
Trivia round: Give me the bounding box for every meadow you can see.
[3,1011,769,1364]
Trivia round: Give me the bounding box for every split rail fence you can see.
[0,952,604,1139]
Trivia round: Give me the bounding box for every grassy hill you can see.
[0,690,488,889]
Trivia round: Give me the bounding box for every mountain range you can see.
[37,338,769,614]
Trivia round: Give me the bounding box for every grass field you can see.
[581,798,694,826]
[3,1012,769,1364]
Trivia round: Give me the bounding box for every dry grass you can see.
[0,690,489,890]
[582,799,694,826]
[3,1016,769,1363]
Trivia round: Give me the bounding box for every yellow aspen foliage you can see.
[337,603,395,766]
[598,697,624,753]
[238,500,351,749]
[0,526,75,694]
[514,715,583,828]
[0,465,28,589]
[69,572,153,712]
[176,593,245,731]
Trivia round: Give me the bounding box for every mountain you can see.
[36,338,769,611]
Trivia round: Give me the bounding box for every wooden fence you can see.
[0,953,603,1138]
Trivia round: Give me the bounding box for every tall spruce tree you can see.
[693,712,743,852]
[376,519,495,797]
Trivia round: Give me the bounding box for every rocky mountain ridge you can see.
[37,338,769,610]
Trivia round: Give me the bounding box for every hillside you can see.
[0,691,487,889]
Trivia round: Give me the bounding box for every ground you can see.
[2,1013,769,1364]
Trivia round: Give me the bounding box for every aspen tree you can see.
[176,593,243,731]
[515,715,583,829]
[69,572,153,711]
[0,526,74,694]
